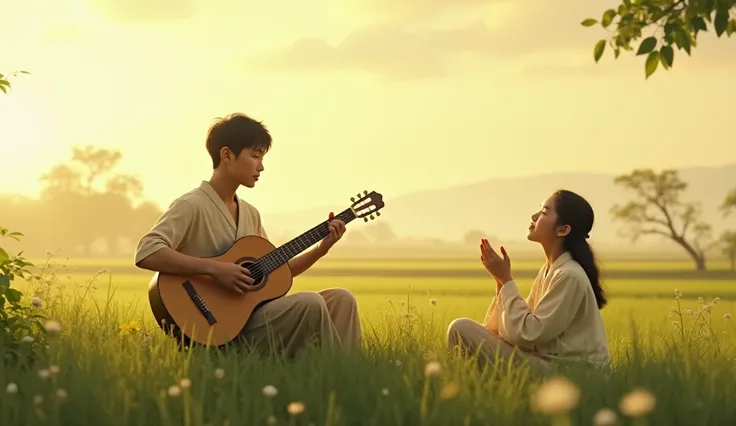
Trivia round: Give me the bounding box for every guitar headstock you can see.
[350,190,385,222]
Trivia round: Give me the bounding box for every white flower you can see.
[214,368,225,379]
[531,376,580,415]
[6,383,18,394]
[167,385,181,397]
[429,299,436,306]
[38,369,50,379]
[31,296,42,308]
[262,385,278,397]
[49,365,60,375]
[424,361,442,377]
[381,388,389,396]
[33,395,43,405]
[267,416,276,425]
[56,388,68,400]
[44,320,62,334]
[593,408,617,425]
[179,378,191,389]
[21,336,34,343]
[725,313,732,320]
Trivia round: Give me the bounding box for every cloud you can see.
[338,0,497,22]
[248,0,736,79]
[246,21,501,79]
[85,0,193,23]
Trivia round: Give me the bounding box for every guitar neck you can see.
[256,208,356,274]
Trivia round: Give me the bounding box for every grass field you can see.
[2,256,735,426]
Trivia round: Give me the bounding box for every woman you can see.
[446,189,610,372]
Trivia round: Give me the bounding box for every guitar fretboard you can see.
[252,208,356,275]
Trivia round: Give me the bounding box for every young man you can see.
[134,113,362,356]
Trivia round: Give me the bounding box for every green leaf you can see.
[690,16,707,32]
[593,39,607,62]
[714,12,728,37]
[675,29,692,55]
[728,19,736,36]
[5,288,22,303]
[645,51,660,79]
[636,37,657,55]
[660,45,674,69]
[0,85,7,94]
[581,18,598,27]
[614,47,621,58]
[601,9,616,28]
[0,247,8,262]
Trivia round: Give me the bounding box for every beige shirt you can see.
[483,251,611,366]
[134,181,268,264]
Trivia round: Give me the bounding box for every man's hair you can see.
[205,113,272,168]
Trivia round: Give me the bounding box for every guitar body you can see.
[148,235,293,348]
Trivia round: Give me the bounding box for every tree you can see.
[583,0,736,78]
[610,168,717,271]
[721,188,736,216]
[0,70,29,94]
[39,145,146,255]
[719,231,736,270]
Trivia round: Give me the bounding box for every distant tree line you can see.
[1,145,162,257]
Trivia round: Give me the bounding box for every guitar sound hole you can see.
[236,259,266,287]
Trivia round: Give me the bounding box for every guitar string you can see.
[245,209,357,282]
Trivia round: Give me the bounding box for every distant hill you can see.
[261,164,736,249]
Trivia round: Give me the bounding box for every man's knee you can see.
[446,317,477,346]
[291,292,329,316]
[321,287,358,309]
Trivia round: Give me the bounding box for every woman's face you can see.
[527,194,570,243]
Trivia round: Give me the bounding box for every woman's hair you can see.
[552,189,607,309]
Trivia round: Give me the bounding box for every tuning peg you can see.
[356,193,361,199]
[350,197,355,202]
[369,214,374,220]
[364,217,368,222]
[376,211,381,217]
[363,190,368,195]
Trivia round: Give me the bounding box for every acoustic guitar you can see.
[148,190,385,347]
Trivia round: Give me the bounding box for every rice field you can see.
[2,255,735,426]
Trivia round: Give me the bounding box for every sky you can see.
[1,0,734,215]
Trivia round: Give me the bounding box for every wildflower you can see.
[697,297,704,304]
[31,296,42,308]
[214,368,225,379]
[619,387,655,417]
[531,376,580,415]
[33,395,43,404]
[702,304,713,312]
[179,378,191,389]
[21,336,34,343]
[429,299,436,306]
[674,289,682,299]
[399,301,406,307]
[167,385,181,397]
[381,388,389,396]
[395,360,402,367]
[262,385,278,397]
[119,321,141,336]
[440,381,459,399]
[49,365,60,375]
[593,408,617,425]
[287,401,305,415]
[44,320,62,334]
[267,416,276,425]
[56,388,67,400]
[724,313,731,320]
[712,297,720,305]
[424,361,442,377]
[6,383,18,394]
[38,369,50,379]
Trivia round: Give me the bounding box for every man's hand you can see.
[208,262,256,295]
[318,212,346,254]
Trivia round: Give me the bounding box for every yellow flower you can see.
[619,387,655,417]
[119,321,141,336]
[287,401,305,415]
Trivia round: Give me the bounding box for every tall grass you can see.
[1,266,734,426]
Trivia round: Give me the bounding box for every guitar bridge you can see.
[182,280,217,326]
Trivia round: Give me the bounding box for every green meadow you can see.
[2,256,735,426]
